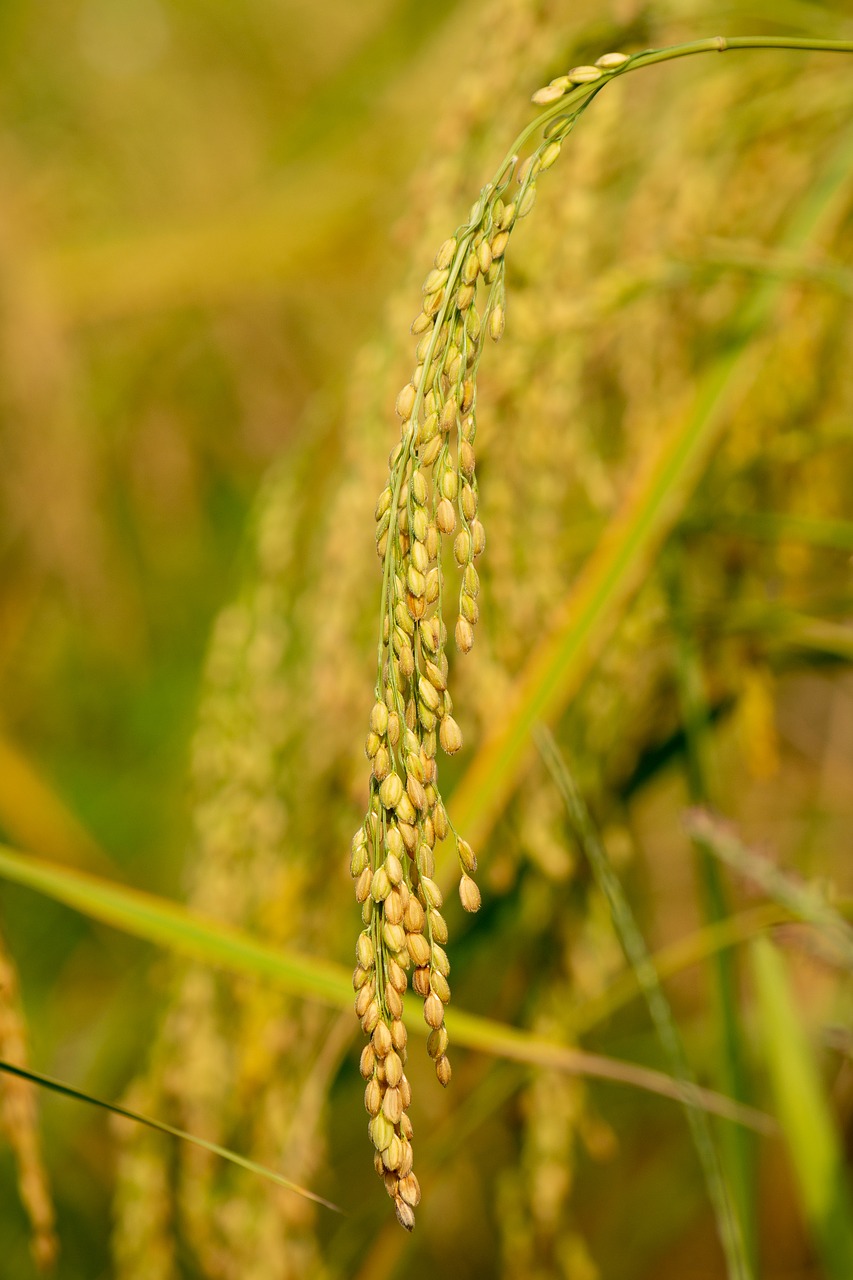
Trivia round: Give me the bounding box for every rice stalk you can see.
[0,928,57,1272]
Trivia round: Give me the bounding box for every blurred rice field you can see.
[0,0,852,1277]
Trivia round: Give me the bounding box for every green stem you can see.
[666,546,757,1271]
[537,729,752,1280]
[501,36,853,173]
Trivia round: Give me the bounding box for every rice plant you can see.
[0,2,851,1277]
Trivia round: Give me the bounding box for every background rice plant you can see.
[0,0,851,1276]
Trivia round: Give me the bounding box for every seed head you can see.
[364,1078,382,1116]
[417,844,435,878]
[391,1020,407,1052]
[439,716,463,754]
[531,83,565,105]
[370,701,389,735]
[360,1044,376,1079]
[430,909,448,944]
[539,140,561,171]
[395,1198,415,1232]
[454,530,471,565]
[412,966,430,997]
[411,469,429,506]
[355,866,372,903]
[405,897,426,934]
[354,983,372,1018]
[382,1135,403,1171]
[427,1025,449,1059]
[407,931,431,967]
[356,933,375,969]
[423,993,444,1028]
[436,498,456,534]
[395,792,417,826]
[440,398,457,433]
[420,617,440,652]
[406,775,427,811]
[370,1113,394,1152]
[399,821,417,852]
[388,961,408,994]
[420,434,442,466]
[379,773,403,811]
[372,745,391,781]
[434,237,456,270]
[568,63,603,83]
[398,1173,421,1208]
[596,50,630,68]
[430,971,451,1004]
[384,890,404,927]
[383,921,406,952]
[422,267,449,295]
[518,185,537,218]
[395,384,416,419]
[372,1020,392,1058]
[386,985,403,1019]
[362,1001,381,1034]
[439,468,458,501]
[371,866,391,901]
[385,1051,403,1088]
[457,839,477,874]
[385,852,404,885]
[418,876,443,909]
[459,875,482,913]
[382,1086,403,1125]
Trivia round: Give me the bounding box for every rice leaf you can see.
[0,841,770,1128]
[750,937,853,1279]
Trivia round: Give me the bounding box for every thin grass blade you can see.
[0,1059,341,1213]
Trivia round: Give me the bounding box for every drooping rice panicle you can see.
[350,49,635,1230]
